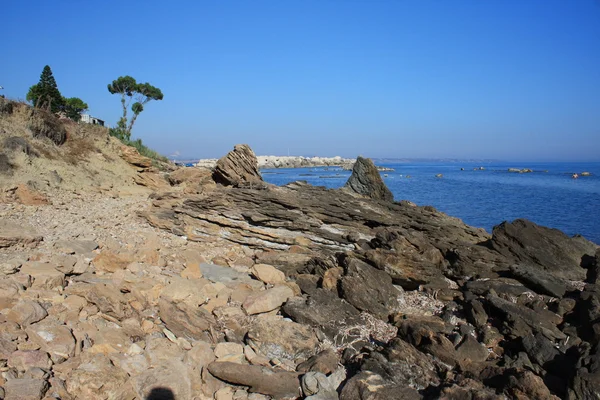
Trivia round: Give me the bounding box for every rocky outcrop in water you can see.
[343,156,394,201]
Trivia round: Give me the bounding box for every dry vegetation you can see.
[0,98,155,193]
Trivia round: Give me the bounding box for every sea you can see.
[261,161,600,245]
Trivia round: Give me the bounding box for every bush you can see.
[109,127,168,163]
[0,98,14,115]
[28,108,67,145]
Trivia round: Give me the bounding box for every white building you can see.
[80,114,105,127]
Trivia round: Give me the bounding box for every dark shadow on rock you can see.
[146,387,175,400]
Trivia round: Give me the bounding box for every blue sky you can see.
[2,1,599,161]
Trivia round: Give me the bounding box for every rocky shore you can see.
[1,101,600,400]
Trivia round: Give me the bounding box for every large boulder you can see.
[212,144,264,187]
[344,156,393,201]
[491,219,598,281]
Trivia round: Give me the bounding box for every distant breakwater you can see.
[195,155,355,169]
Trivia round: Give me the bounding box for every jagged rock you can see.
[491,219,598,281]
[297,349,340,374]
[0,221,43,248]
[212,144,264,187]
[246,315,318,361]
[344,156,393,201]
[282,288,368,346]
[158,298,216,340]
[84,283,133,320]
[485,292,565,341]
[360,338,440,391]
[340,371,421,400]
[7,300,48,327]
[339,256,399,319]
[503,369,560,399]
[120,145,153,170]
[362,229,446,290]
[207,362,301,398]
[508,264,568,298]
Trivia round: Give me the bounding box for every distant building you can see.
[80,114,105,127]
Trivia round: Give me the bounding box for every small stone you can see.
[242,285,294,315]
[163,328,177,342]
[214,342,244,359]
[215,386,235,400]
[250,264,286,284]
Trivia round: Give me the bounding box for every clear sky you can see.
[2,1,599,161]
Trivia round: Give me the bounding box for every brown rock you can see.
[84,283,133,320]
[92,251,133,273]
[168,167,214,193]
[296,349,339,374]
[212,144,264,187]
[158,298,216,340]
[64,353,132,399]
[321,267,343,291]
[120,145,152,170]
[250,264,286,284]
[214,342,245,359]
[14,185,49,205]
[207,362,301,398]
[242,285,294,315]
[7,300,48,327]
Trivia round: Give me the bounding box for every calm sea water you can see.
[262,161,600,245]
